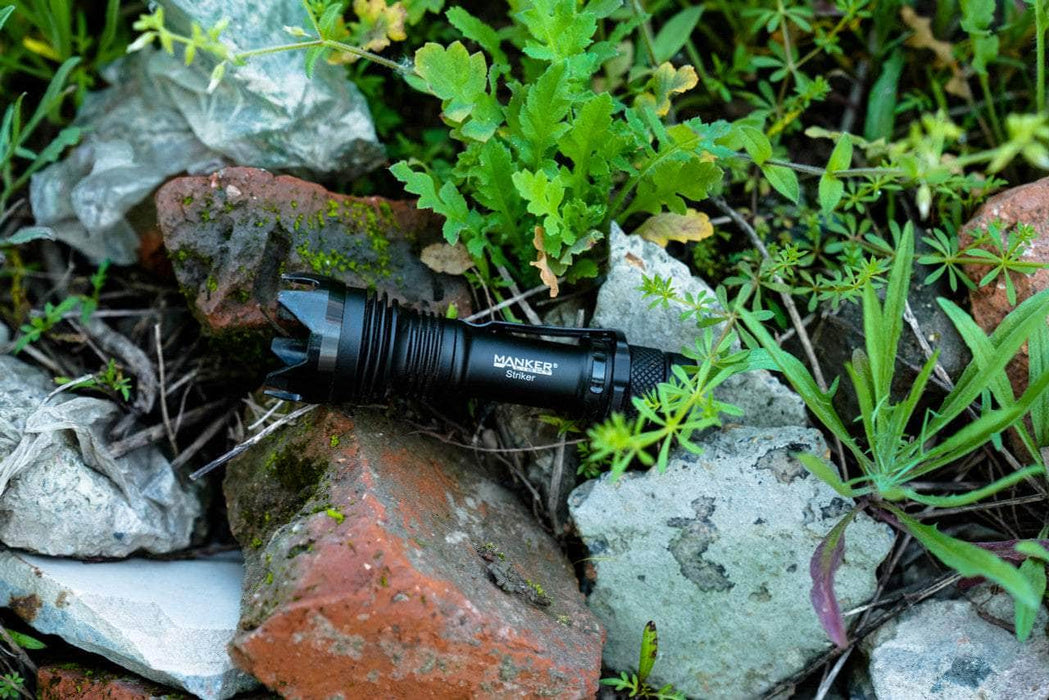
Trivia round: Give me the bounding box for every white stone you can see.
[593,222,808,428]
[569,424,894,698]
[863,589,1049,699]
[0,550,258,699]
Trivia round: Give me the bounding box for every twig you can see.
[189,404,317,480]
[80,318,157,415]
[547,434,568,534]
[0,622,36,675]
[902,300,954,390]
[154,324,177,455]
[409,430,586,454]
[464,282,551,323]
[713,196,846,475]
[496,265,543,326]
[247,399,286,431]
[108,400,227,458]
[911,493,1048,520]
[170,410,232,471]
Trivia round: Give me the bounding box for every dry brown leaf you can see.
[420,242,475,275]
[900,6,971,99]
[636,209,714,248]
[625,252,647,270]
[529,227,560,298]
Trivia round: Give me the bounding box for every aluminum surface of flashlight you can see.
[265,273,689,421]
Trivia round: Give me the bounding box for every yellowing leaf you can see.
[420,242,475,275]
[332,0,407,63]
[900,6,971,99]
[22,36,61,61]
[636,62,699,116]
[636,209,713,247]
[530,227,560,298]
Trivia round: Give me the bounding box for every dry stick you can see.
[154,323,177,455]
[712,197,847,475]
[547,435,568,534]
[496,265,543,326]
[911,493,1048,520]
[169,411,232,471]
[463,281,550,323]
[902,300,1044,495]
[81,318,158,415]
[108,400,227,458]
[0,622,36,676]
[189,404,317,480]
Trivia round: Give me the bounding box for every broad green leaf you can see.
[797,453,856,498]
[446,6,507,67]
[827,133,854,172]
[652,6,703,63]
[8,630,44,650]
[518,63,573,165]
[390,161,476,243]
[1015,558,1046,642]
[819,173,844,214]
[472,140,522,235]
[891,507,1039,608]
[638,620,658,683]
[864,50,904,142]
[902,465,1043,507]
[737,125,772,165]
[515,0,598,62]
[628,155,722,217]
[559,92,616,181]
[761,164,799,203]
[512,168,567,245]
[636,63,698,117]
[412,42,489,123]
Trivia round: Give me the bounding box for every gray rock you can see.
[0,549,257,699]
[594,222,808,428]
[0,355,200,557]
[30,0,383,264]
[569,425,894,698]
[862,589,1049,700]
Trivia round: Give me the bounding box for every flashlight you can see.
[265,273,689,421]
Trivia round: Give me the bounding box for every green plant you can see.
[740,222,1049,645]
[0,672,23,700]
[601,621,685,700]
[11,258,107,353]
[56,357,132,401]
[0,4,81,212]
[586,282,770,479]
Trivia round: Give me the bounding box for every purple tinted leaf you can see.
[810,509,859,648]
[973,539,1049,563]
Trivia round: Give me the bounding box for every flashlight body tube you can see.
[266,274,688,421]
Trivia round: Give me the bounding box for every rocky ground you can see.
[4,3,1049,699]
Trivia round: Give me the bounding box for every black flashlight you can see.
[264,273,689,421]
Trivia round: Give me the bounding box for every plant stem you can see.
[630,0,659,66]
[1038,0,1047,114]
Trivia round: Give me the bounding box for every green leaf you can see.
[827,133,853,172]
[638,620,658,684]
[737,125,772,166]
[761,164,799,203]
[628,154,722,217]
[1015,558,1046,642]
[819,173,844,214]
[445,6,506,66]
[472,140,523,235]
[515,0,598,62]
[304,45,325,79]
[558,92,615,179]
[1031,319,1049,445]
[902,465,1043,507]
[652,6,703,64]
[797,453,856,497]
[518,63,573,166]
[863,50,903,142]
[512,168,567,244]
[390,161,476,244]
[891,507,1039,609]
[412,41,489,124]
[8,630,44,649]
[0,6,14,32]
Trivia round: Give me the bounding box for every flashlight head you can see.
[265,273,364,404]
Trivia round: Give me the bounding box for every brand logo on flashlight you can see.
[493,354,555,377]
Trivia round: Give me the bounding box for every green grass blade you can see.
[1030,319,1049,446]
[797,452,857,497]
[877,223,914,395]
[893,348,940,445]
[1015,558,1046,642]
[890,506,1039,608]
[861,281,887,403]
[740,309,867,465]
[21,56,81,145]
[902,465,1043,507]
[845,350,876,448]
[934,287,1049,433]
